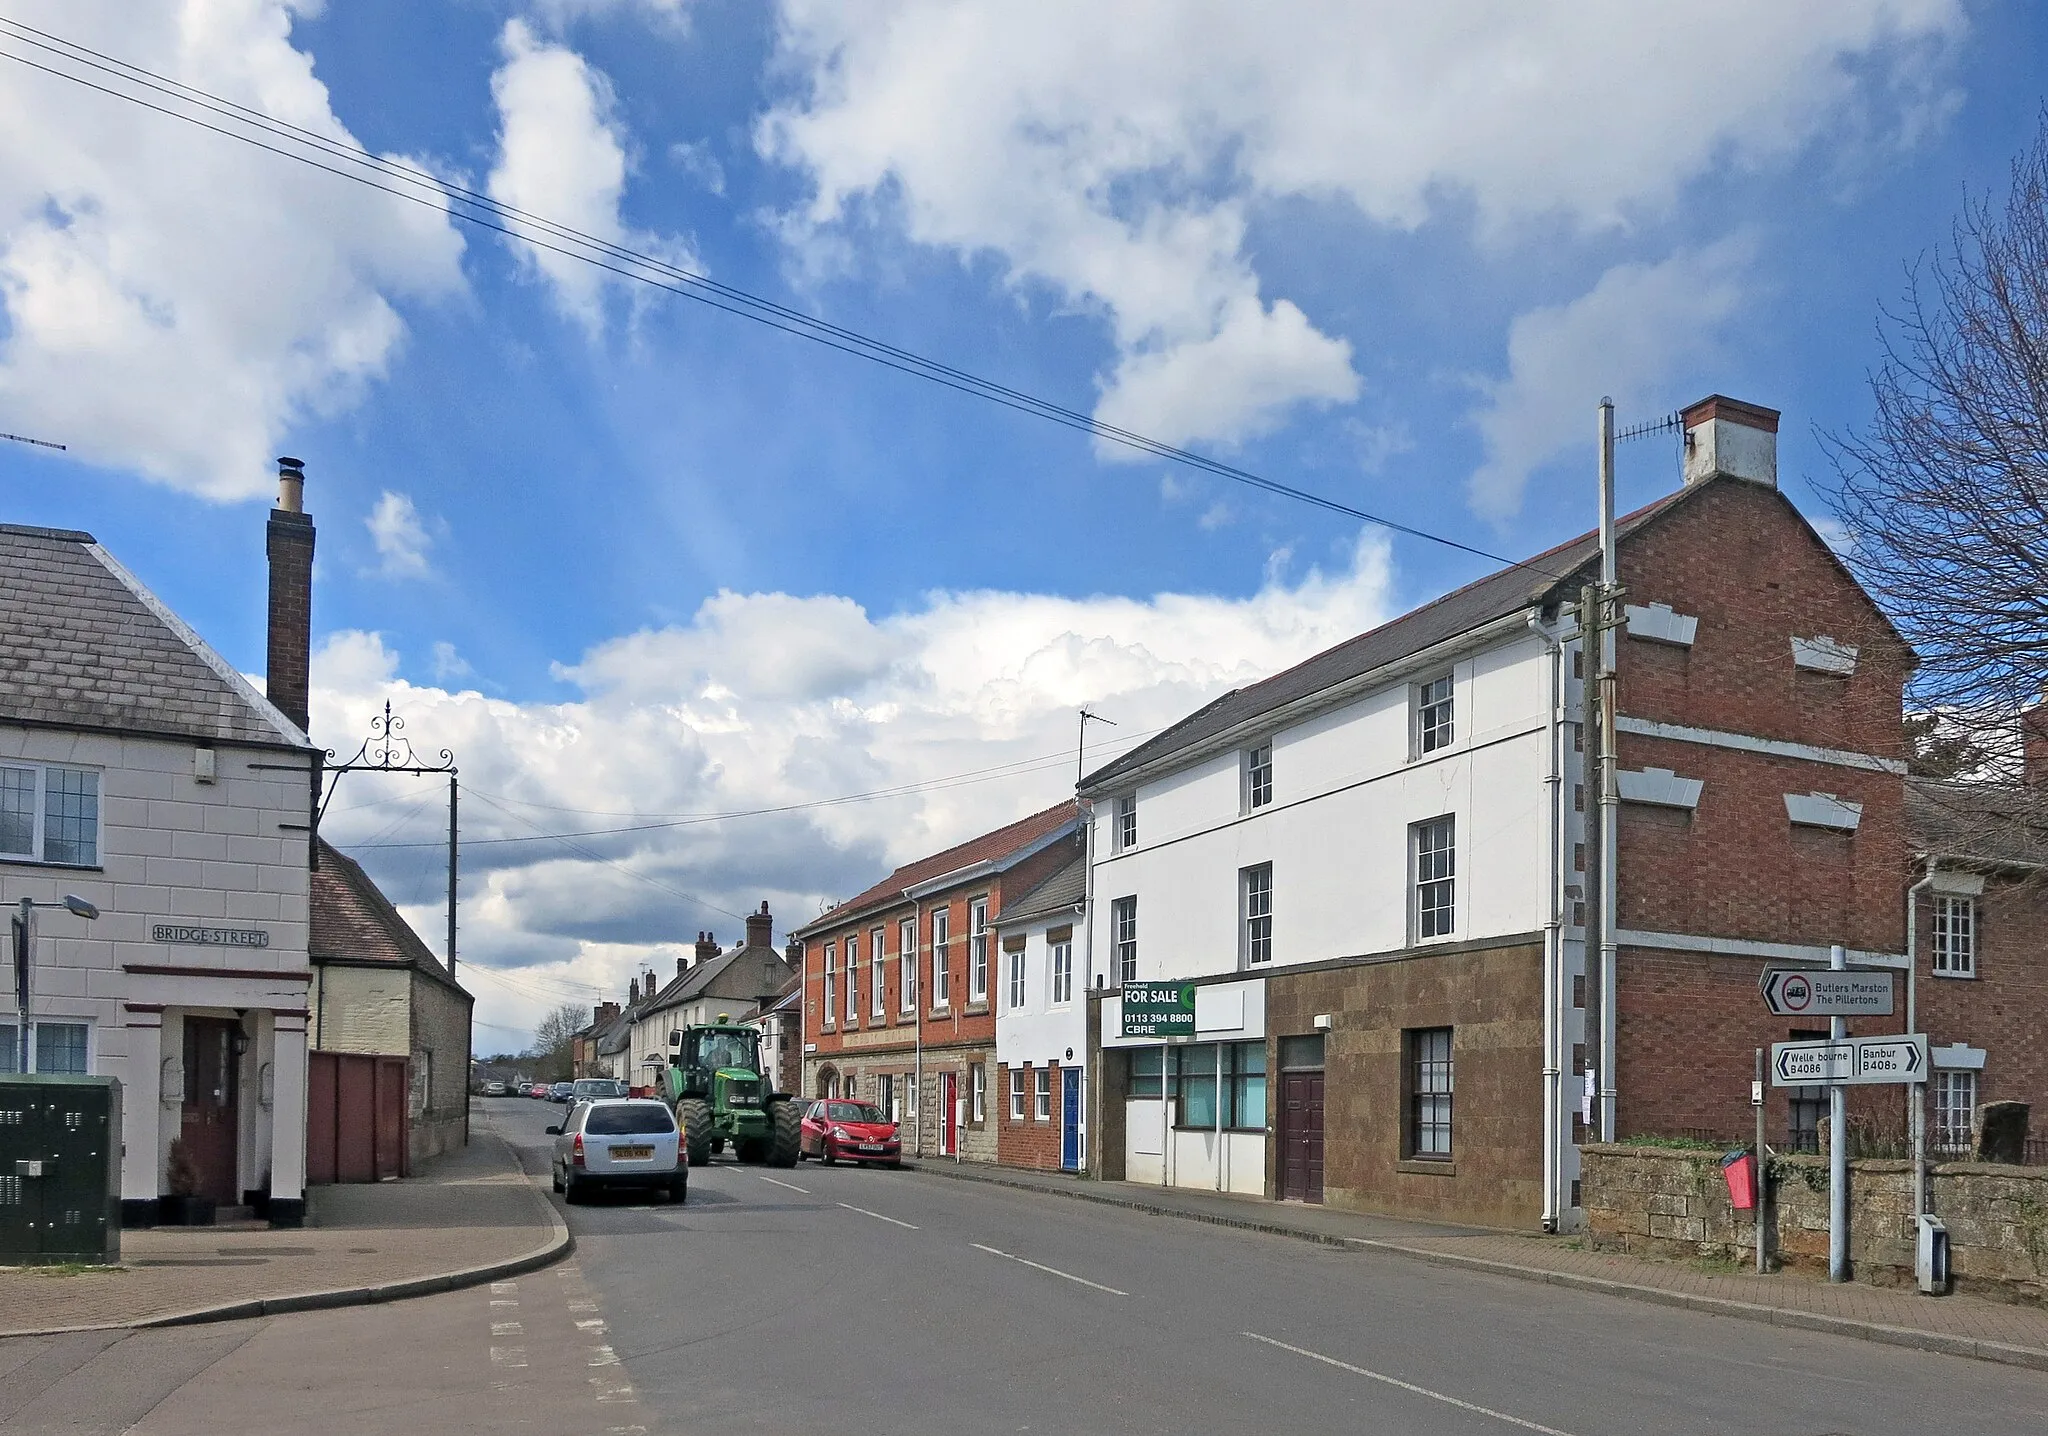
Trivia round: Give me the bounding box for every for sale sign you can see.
[1120,981,1196,1038]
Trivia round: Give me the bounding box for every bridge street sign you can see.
[1771,1034,1927,1087]
[1758,967,1895,1018]
[1120,982,1196,1038]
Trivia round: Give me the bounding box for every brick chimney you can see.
[746,902,773,951]
[265,456,315,735]
[592,1000,619,1028]
[2024,702,2048,787]
[695,931,721,966]
[1681,396,1778,489]
[629,976,640,1004]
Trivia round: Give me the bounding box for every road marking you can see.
[589,1345,621,1367]
[576,1318,608,1335]
[490,1281,518,1294]
[758,1174,810,1194]
[489,1346,527,1368]
[1243,1332,1578,1435]
[838,1201,919,1229]
[971,1243,1129,1295]
[491,1321,523,1337]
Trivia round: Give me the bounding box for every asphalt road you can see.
[7,1097,2048,1435]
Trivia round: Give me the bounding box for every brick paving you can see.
[916,1160,2048,1367]
[0,1105,564,1336]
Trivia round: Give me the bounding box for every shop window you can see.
[1172,1044,1218,1128]
[1224,1041,1267,1129]
[1404,1027,1453,1159]
[1128,1046,1163,1100]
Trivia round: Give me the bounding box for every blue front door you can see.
[1060,1067,1082,1170]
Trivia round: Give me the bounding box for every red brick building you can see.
[794,804,1081,1161]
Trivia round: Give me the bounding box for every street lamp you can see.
[11,894,101,1074]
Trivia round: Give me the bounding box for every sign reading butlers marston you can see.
[1121,982,1196,1038]
[1758,966,1894,1017]
[152,924,271,949]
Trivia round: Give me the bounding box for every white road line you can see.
[491,1321,523,1337]
[838,1201,919,1229]
[971,1243,1129,1296]
[490,1281,518,1294]
[489,1346,527,1368]
[758,1174,810,1194]
[1243,1332,1578,1436]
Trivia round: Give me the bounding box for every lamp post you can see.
[11,894,100,1074]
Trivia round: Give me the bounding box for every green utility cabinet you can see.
[0,1075,122,1265]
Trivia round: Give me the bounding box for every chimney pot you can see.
[695,930,722,966]
[276,456,306,514]
[745,903,774,951]
[265,457,315,736]
[1681,395,1779,489]
[677,955,687,976]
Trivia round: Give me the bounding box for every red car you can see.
[799,1100,902,1167]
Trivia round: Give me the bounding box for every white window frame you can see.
[906,1070,919,1125]
[1241,863,1273,967]
[969,897,990,1002]
[1415,674,1455,757]
[1243,743,1273,812]
[1009,1066,1027,1120]
[900,918,917,1012]
[1049,938,1073,1007]
[845,932,860,1023]
[932,908,951,1009]
[1413,816,1456,942]
[971,1062,986,1123]
[1933,1069,1977,1153]
[1007,943,1026,1010]
[0,1017,92,1075]
[1932,895,1976,978]
[1115,794,1137,851]
[871,927,887,1018]
[822,941,836,1027]
[0,762,103,868]
[1112,896,1137,984]
[1034,1067,1052,1121]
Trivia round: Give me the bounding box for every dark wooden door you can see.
[1279,1072,1324,1204]
[181,1018,241,1204]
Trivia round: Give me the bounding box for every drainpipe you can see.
[1906,861,1935,1225]
[1081,806,1097,1177]
[1528,609,1566,1232]
[910,896,923,1158]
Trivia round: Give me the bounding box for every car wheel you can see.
[563,1172,584,1204]
[551,1162,564,1193]
[822,1142,837,1166]
[668,1177,687,1204]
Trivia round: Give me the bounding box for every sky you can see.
[1,0,2042,1050]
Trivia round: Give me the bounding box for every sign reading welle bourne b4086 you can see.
[1758,966,1894,1017]
[1121,982,1196,1038]
[1771,1034,1927,1087]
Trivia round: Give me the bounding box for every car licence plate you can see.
[610,1145,653,1160]
[859,1143,884,1152]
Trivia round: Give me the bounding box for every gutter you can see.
[1527,609,1569,1231]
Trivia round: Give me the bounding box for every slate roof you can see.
[995,852,1085,927]
[792,801,1081,937]
[1078,488,1708,794]
[1906,777,2048,871]
[639,937,796,1020]
[310,838,470,997]
[0,524,310,750]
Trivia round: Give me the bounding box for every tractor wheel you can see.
[766,1099,802,1169]
[677,1098,713,1167]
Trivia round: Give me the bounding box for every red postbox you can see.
[1721,1150,1758,1211]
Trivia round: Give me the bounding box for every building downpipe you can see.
[1529,609,1567,1232]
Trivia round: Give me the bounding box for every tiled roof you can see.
[996,852,1085,927]
[1906,778,2048,870]
[793,801,1080,937]
[310,838,469,997]
[0,524,310,749]
[640,939,797,1018]
[1080,488,1699,793]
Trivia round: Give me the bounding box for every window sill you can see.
[1930,970,1978,980]
[0,857,103,872]
[964,1002,991,1017]
[1396,1159,1456,1176]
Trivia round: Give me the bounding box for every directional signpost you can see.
[1770,1033,1926,1087]
[1758,966,1894,1018]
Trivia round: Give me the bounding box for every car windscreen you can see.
[826,1103,888,1123]
[574,1080,624,1098]
[584,1103,678,1136]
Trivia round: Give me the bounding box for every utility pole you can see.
[1829,942,1850,1282]
[1596,398,1621,1143]
[447,775,459,975]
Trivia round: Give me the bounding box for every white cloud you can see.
[760,1,1961,455]
[487,19,696,333]
[1466,239,1754,521]
[0,0,466,500]
[311,536,1393,1037]
[430,641,473,682]
[668,139,726,196]
[366,490,434,578]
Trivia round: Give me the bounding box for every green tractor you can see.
[658,1019,800,1168]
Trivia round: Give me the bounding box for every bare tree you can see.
[1823,113,2048,780]
[531,1002,590,1082]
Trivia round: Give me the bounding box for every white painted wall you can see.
[994,910,1088,1071]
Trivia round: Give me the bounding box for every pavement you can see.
[0,1101,567,1336]
[915,1156,2048,1371]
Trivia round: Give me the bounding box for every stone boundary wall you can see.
[1582,1143,2048,1303]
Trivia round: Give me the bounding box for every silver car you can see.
[549,1098,686,1204]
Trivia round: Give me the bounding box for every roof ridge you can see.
[0,523,94,543]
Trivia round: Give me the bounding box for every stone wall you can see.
[1582,1142,2048,1302]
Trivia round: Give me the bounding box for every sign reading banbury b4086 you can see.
[1121,982,1196,1038]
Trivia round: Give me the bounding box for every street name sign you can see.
[1120,982,1196,1038]
[1758,967,1894,1017]
[1771,1034,1927,1087]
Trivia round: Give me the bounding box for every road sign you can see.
[1771,1033,1927,1087]
[1120,981,1195,1038]
[1758,967,1894,1017]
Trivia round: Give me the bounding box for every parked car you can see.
[573,1078,628,1104]
[528,1082,551,1099]
[483,1080,508,1097]
[550,1081,576,1103]
[548,1098,686,1203]
[798,1100,902,1166]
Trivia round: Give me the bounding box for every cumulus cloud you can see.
[487,19,696,333]
[311,537,1393,1036]
[1466,238,1754,520]
[0,0,466,500]
[366,490,434,577]
[760,1,1961,457]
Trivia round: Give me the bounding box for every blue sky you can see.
[1,1,2041,1041]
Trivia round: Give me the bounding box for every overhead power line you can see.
[0,14,1567,579]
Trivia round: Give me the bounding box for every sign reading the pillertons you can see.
[1758,966,1894,1017]
[1121,982,1196,1038]
[152,924,271,949]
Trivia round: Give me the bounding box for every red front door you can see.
[940,1072,958,1156]
[1279,1072,1324,1204]
[181,1017,241,1205]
